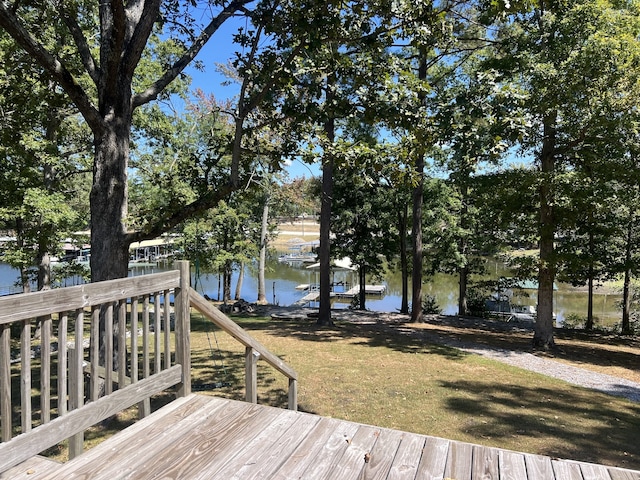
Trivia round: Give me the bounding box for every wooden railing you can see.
[189,290,298,410]
[0,261,297,474]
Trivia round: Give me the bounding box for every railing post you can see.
[288,378,298,411]
[245,347,259,404]
[175,260,191,397]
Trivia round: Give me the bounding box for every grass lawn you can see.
[187,312,640,471]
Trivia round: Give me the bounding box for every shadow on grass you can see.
[228,312,640,382]
[227,316,470,361]
[439,378,640,469]
[190,346,291,410]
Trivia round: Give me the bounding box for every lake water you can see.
[0,257,624,327]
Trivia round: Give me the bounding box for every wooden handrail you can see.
[0,271,181,325]
[0,263,190,473]
[189,288,298,410]
[0,260,298,476]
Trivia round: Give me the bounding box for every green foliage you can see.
[177,199,258,274]
[52,262,91,286]
[331,142,399,278]
[421,294,441,315]
[561,313,601,330]
[466,287,490,317]
[271,177,320,220]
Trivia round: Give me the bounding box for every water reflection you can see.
[0,258,623,326]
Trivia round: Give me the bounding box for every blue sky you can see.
[184,19,321,180]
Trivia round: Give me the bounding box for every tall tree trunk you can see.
[90,124,130,283]
[584,208,595,329]
[91,120,132,374]
[257,199,269,305]
[399,205,409,314]
[411,53,428,323]
[459,267,469,316]
[586,273,594,330]
[533,113,557,349]
[621,216,634,335]
[359,265,366,310]
[32,250,51,341]
[37,123,56,293]
[318,73,336,327]
[223,264,232,303]
[235,263,244,300]
[411,161,424,323]
[15,219,31,293]
[458,182,469,316]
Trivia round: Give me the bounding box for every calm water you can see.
[0,258,624,326]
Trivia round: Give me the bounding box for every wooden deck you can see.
[5,394,639,480]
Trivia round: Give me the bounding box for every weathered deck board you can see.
[499,450,529,480]
[386,432,428,480]
[526,453,557,480]
[552,459,585,480]
[325,424,381,478]
[363,429,405,480]
[575,462,612,480]
[0,456,61,480]
[12,394,640,480]
[116,402,281,479]
[415,436,449,479]
[444,440,473,479]
[473,445,500,479]
[292,417,361,479]
[609,468,640,480]
[270,416,356,479]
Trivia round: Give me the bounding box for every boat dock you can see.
[293,284,387,306]
[338,284,387,296]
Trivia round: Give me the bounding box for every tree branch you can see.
[0,2,102,130]
[122,0,160,79]
[58,2,100,84]
[126,181,238,244]
[99,0,128,100]
[132,0,251,109]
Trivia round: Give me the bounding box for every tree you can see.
[490,0,640,348]
[0,26,91,293]
[431,59,527,315]
[332,141,398,310]
[179,198,257,302]
[0,1,253,283]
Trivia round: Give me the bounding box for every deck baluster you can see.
[118,299,127,390]
[58,314,68,417]
[20,319,31,433]
[104,303,113,395]
[41,315,51,423]
[154,292,161,374]
[1,323,11,442]
[163,289,171,369]
[90,306,100,402]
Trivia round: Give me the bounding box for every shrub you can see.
[466,288,488,317]
[421,294,441,315]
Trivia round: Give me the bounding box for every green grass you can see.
[189,314,640,471]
